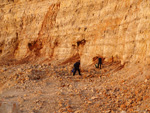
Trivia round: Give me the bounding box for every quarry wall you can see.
[0,0,150,67]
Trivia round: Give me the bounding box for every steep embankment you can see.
[0,0,150,67]
[0,0,150,112]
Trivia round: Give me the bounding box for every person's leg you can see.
[77,68,81,75]
[100,64,101,69]
[73,68,76,76]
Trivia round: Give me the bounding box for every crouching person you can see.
[98,57,102,69]
[73,60,81,76]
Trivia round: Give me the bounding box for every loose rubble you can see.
[0,62,150,113]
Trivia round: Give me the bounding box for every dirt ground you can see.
[0,61,150,113]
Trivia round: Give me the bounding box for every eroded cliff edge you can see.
[0,0,150,67]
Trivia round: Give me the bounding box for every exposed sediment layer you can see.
[0,0,150,67]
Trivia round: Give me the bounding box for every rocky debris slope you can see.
[0,0,150,112]
[0,62,150,113]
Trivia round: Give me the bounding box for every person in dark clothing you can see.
[73,60,81,76]
[98,58,102,69]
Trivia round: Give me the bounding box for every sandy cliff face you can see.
[0,0,150,67]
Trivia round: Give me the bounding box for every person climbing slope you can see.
[73,60,81,76]
[98,57,102,69]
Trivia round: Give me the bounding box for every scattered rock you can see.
[120,111,127,113]
[0,101,19,113]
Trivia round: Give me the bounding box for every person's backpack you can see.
[95,63,98,68]
[71,68,75,72]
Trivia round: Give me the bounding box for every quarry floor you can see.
[0,61,150,113]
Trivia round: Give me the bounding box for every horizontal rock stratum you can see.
[0,0,150,67]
